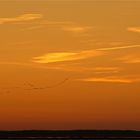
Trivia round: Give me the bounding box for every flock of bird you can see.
[0,78,69,94]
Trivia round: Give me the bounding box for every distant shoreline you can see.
[0,130,140,139]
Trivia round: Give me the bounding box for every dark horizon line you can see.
[1,130,140,138]
[0,129,140,131]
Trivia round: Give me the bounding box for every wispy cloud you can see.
[4,13,93,35]
[97,44,140,51]
[33,50,102,64]
[127,27,140,33]
[117,55,140,64]
[62,25,93,33]
[41,65,120,73]
[32,44,140,64]
[20,25,45,31]
[93,67,120,74]
[0,14,43,24]
[0,61,120,75]
[81,40,124,46]
[0,61,32,66]
[77,76,140,84]
[39,20,72,26]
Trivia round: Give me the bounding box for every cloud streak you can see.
[77,76,140,84]
[127,27,140,33]
[41,64,120,73]
[33,44,140,64]
[0,14,43,24]
[117,55,140,64]
[97,44,140,51]
[62,26,93,33]
[33,50,102,64]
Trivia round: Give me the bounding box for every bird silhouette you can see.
[24,78,69,90]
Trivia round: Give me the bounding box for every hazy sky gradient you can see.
[0,0,140,130]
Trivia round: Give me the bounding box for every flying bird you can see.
[24,78,69,90]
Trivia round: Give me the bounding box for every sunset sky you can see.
[0,0,140,130]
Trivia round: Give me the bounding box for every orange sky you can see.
[0,0,140,130]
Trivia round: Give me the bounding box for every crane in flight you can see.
[24,78,69,90]
[0,78,69,93]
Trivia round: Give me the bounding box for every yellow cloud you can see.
[77,76,140,84]
[33,44,140,64]
[62,25,93,33]
[0,14,43,24]
[33,50,102,64]
[127,27,140,33]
